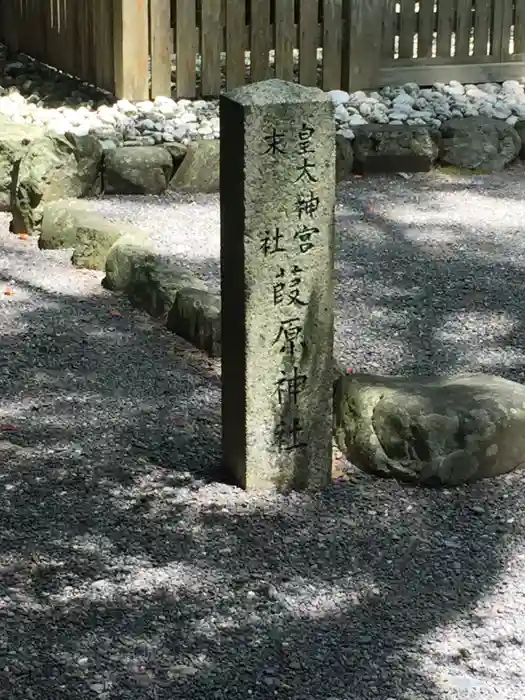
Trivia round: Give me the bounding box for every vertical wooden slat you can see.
[200,0,222,96]
[49,0,58,70]
[225,0,246,88]
[398,0,416,59]
[113,0,150,100]
[59,0,67,72]
[382,0,397,60]
[492,0,512,60]
[174,0,197,97]
[93,0,102,86]
[99,0,115,92]
[321,0,342,90]
[455,0,473,58]
[150,0,173,97]
[66,0,75,75]
[299,0,318,86]
[29,0,40,58]
[514,0,525,54]
[81,0,91,83]
[87,0,97,86]
[473,0,490,56]
[417,0,435,59]
[274,0,295,81]
[250,0,271,81]
[436,0,454,57]
[342,0,383,91]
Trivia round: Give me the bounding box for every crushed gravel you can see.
[89,163,525,380]
[2,167,525,700]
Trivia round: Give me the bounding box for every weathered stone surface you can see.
[220,78,335,492]
[39,198,96,250]
[70,219,129,270]
[64,132,103,196]
[0,116,43,212]
[333,372,525,486]
[335,134,354,181]
[168,287,221,357]
[440,117,521,172]
[12,133,103,234]
[103,237,206,318]
[40,198,143,270]
[103,146,173,195]
[162,142,188,168]
[352,124,438,174]
[170,139,220,193]
[513,119,525,159]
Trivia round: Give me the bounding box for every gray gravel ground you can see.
[2,167,525,700]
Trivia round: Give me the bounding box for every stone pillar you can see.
[220,79,335,492]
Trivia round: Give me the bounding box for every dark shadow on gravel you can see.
[2,192,525,699]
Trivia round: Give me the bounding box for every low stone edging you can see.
[102,234,222,357]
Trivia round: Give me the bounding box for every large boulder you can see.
[352,124,438,174]
[333,372,525,486]
[439,116,521,172]
[11,132,103,234]
[169,139,220,193]
[0,116,43,211]
[103,146,174,195]
[103,236,207,318]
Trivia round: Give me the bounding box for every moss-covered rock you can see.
[12,132,102,234]
[333,371,525,486]
[103,237,207,318]
[103,146,174,195]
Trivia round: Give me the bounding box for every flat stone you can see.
[103,237,206,318]
[169,139,219,193]
[333,372,525,486]
[440,116,521,171]
[167,287,221,357]
[103,145,173,195]
[352,124,438,175]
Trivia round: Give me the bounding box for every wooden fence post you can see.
[113,0,150,100]
[341,0,384,92]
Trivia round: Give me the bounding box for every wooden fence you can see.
[0,1,525,101]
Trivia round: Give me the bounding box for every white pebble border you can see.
[2,47,525,149]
